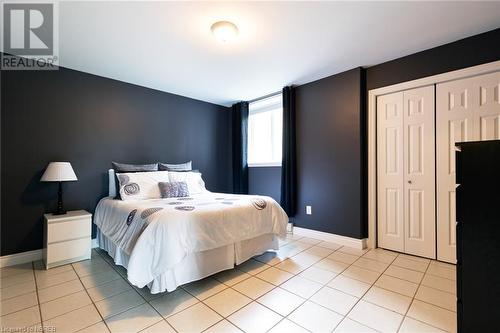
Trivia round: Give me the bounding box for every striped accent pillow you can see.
[158,181,190,198]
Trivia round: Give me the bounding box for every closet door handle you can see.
[407,180,412,184]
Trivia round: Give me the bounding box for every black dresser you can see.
[455,140,500,332]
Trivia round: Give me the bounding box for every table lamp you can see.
[40,162,78,215]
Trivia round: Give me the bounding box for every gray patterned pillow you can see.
[158,161,192,171]
[112,162,158,172]
[158,182,190,198]
[112,162,158,199]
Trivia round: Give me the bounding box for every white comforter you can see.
[94,192,288,288]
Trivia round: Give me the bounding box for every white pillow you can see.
[168,171,207,194]
[116,171,170,201]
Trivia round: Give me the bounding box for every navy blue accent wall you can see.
[247,69,366,238]
[249,69,366,238]
[248,167,281,203]
[293,68,365,238]
[1,64,232,256]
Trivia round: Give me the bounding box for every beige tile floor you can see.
[0,234,457,333]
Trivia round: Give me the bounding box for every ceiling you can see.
[56,1,500,106]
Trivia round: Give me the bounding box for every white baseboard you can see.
[293,227,367,250]
[1,238,100,268]
[0,249,42,268]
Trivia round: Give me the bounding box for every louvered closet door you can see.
[377,92,405,252]
[437,71,500,263]
[403,86,435,258]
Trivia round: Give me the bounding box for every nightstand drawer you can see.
[47,218,91,244]
[47,238,90,264]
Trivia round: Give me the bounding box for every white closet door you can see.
[377,92,405,252]
[437,71,500,263]
[403,86,436,258]
[475,72,500,140]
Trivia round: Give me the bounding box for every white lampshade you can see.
[40,162,78,182]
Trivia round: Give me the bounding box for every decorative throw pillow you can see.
[158,161,192,171]
[168,171,207,194]
[112,162,158,172]
[111,162,158,199]
[158,182,190,198]
[117,171,170,201]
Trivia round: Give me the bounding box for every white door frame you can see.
[367,60,500,250]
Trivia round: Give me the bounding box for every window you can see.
[248,94,283,166]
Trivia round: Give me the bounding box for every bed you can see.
[94,169,288,293]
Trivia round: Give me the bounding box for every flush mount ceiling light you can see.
[211,21,238,43]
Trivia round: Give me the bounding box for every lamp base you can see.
[54,182,66,216]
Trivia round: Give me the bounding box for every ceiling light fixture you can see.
[211,21,238,43]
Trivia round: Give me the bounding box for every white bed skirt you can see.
[97,228,278,293]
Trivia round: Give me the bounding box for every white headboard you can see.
[108,169,116,197]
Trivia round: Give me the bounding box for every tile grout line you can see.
[36,280,86,306]
[36,264,94,328]
[204,266,284,331]
[92,249,176,333]
[76,250,158,332]
[31,261,44,330]
[352,250,455,332]
[418,283,455,296]
[54,259,106,332]
[230,243,389,332]
[394,257,431,332]
[240,239,317,333]
[326,249,399,332]
[263,243,371,332]
[401,259,456,333]
[178,243,452,333]
[383,266,457,312]
[367,258,456,294]
[182,241,300,333]
[302,247,398,331]
[360,254,424,295]
[0,272,38,292]
[152,242,443,331]
[90,249,166,333]
[354,251,456,331]
[203,240,315,332]
[343,253,419,332]
[1,262,82,323]
[254,243,336,333]
[1,266,71,301]
[199,238,314,333]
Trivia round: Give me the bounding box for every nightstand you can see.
[43,210,92,269]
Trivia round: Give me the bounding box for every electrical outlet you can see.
[306,206,312,215]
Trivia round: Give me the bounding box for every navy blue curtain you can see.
[232,101,249,194]
[281,86,297,216]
